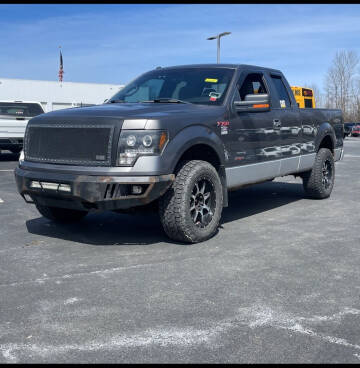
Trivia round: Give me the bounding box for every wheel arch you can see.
[165,125,228,207]
[315,122,336,154]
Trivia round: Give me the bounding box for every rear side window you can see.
[271,75,291,108]
[0,102,44,117]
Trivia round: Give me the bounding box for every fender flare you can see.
[162,125,228,206]
[315,122,336,152]
[165,125,226,172]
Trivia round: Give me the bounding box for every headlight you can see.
[117,130,168,166]
[19,150,24,164]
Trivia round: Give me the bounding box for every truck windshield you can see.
[0,102,44,117]
[108,67,235,105]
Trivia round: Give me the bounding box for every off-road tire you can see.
[36,204,88,223]
[159,160,223,243]
[302,148,335,199]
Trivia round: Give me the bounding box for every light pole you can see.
[207,32,231,64]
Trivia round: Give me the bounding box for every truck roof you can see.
[156,63,282,74]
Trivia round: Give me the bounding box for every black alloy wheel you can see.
[190,177,216,228]
[321,159,333,190]
[302,148,335,199]
[159,160,223,243]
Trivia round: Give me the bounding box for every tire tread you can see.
[302,148,335,199]
[159,160,223,243]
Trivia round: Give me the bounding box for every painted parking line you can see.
[344,155,360,158]
[0,198,3,203]
[0,170,14,172]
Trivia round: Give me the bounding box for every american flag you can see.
[58,49,64,82]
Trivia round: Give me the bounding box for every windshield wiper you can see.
[109,99,126,103]
[140,98,191,104]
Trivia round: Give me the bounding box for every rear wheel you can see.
[302,148,335,199]
[36,204,88,223]
[159,160,223,243]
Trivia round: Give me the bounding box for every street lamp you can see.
[207,32,231,64]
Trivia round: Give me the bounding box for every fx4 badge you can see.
[217,121,230,135]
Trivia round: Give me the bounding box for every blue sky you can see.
[1,4,360,92]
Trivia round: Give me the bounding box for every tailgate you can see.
[0,117,29,138]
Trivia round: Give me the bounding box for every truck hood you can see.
[31,102,225,122]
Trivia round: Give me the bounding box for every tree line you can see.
[304,50,360,122]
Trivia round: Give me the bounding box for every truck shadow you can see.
[26,180,305,246]
[222,180,304,225]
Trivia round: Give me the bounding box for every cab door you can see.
[267,73,302,174]
[227,71,280,166]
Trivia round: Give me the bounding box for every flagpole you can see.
[59,46,63,88]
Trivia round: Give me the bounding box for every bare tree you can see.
[350,78,360,121]
[324,50,359,120]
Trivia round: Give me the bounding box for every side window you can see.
[271,75,291,108]
[238,73,268,101]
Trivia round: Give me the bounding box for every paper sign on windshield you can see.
[205,78,218,83]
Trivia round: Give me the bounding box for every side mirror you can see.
[234,93,270,112]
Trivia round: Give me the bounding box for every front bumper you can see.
[15,167,174,211]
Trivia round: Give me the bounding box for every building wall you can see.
[0,78,124,112]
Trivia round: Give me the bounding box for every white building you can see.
[0,77,124,112]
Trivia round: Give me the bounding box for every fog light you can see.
[131,185,143,194]
[30,181,41,189]
[23,194,32,202]
[41,182,59,190]
[58,184,71,192]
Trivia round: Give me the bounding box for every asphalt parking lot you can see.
[0,138,359,363]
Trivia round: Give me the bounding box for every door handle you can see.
[273,119,282,128]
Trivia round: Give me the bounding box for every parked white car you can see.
[0,101,44,154]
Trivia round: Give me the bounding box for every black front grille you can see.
[24,124,114,166]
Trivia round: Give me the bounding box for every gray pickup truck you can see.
[15,64,344,243]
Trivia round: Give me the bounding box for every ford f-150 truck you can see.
[0,101,44,154]
[15,64,344,243]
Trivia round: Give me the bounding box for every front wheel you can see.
[302,148,335,199]
[36,204,88,223]
[159,160,223,243]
